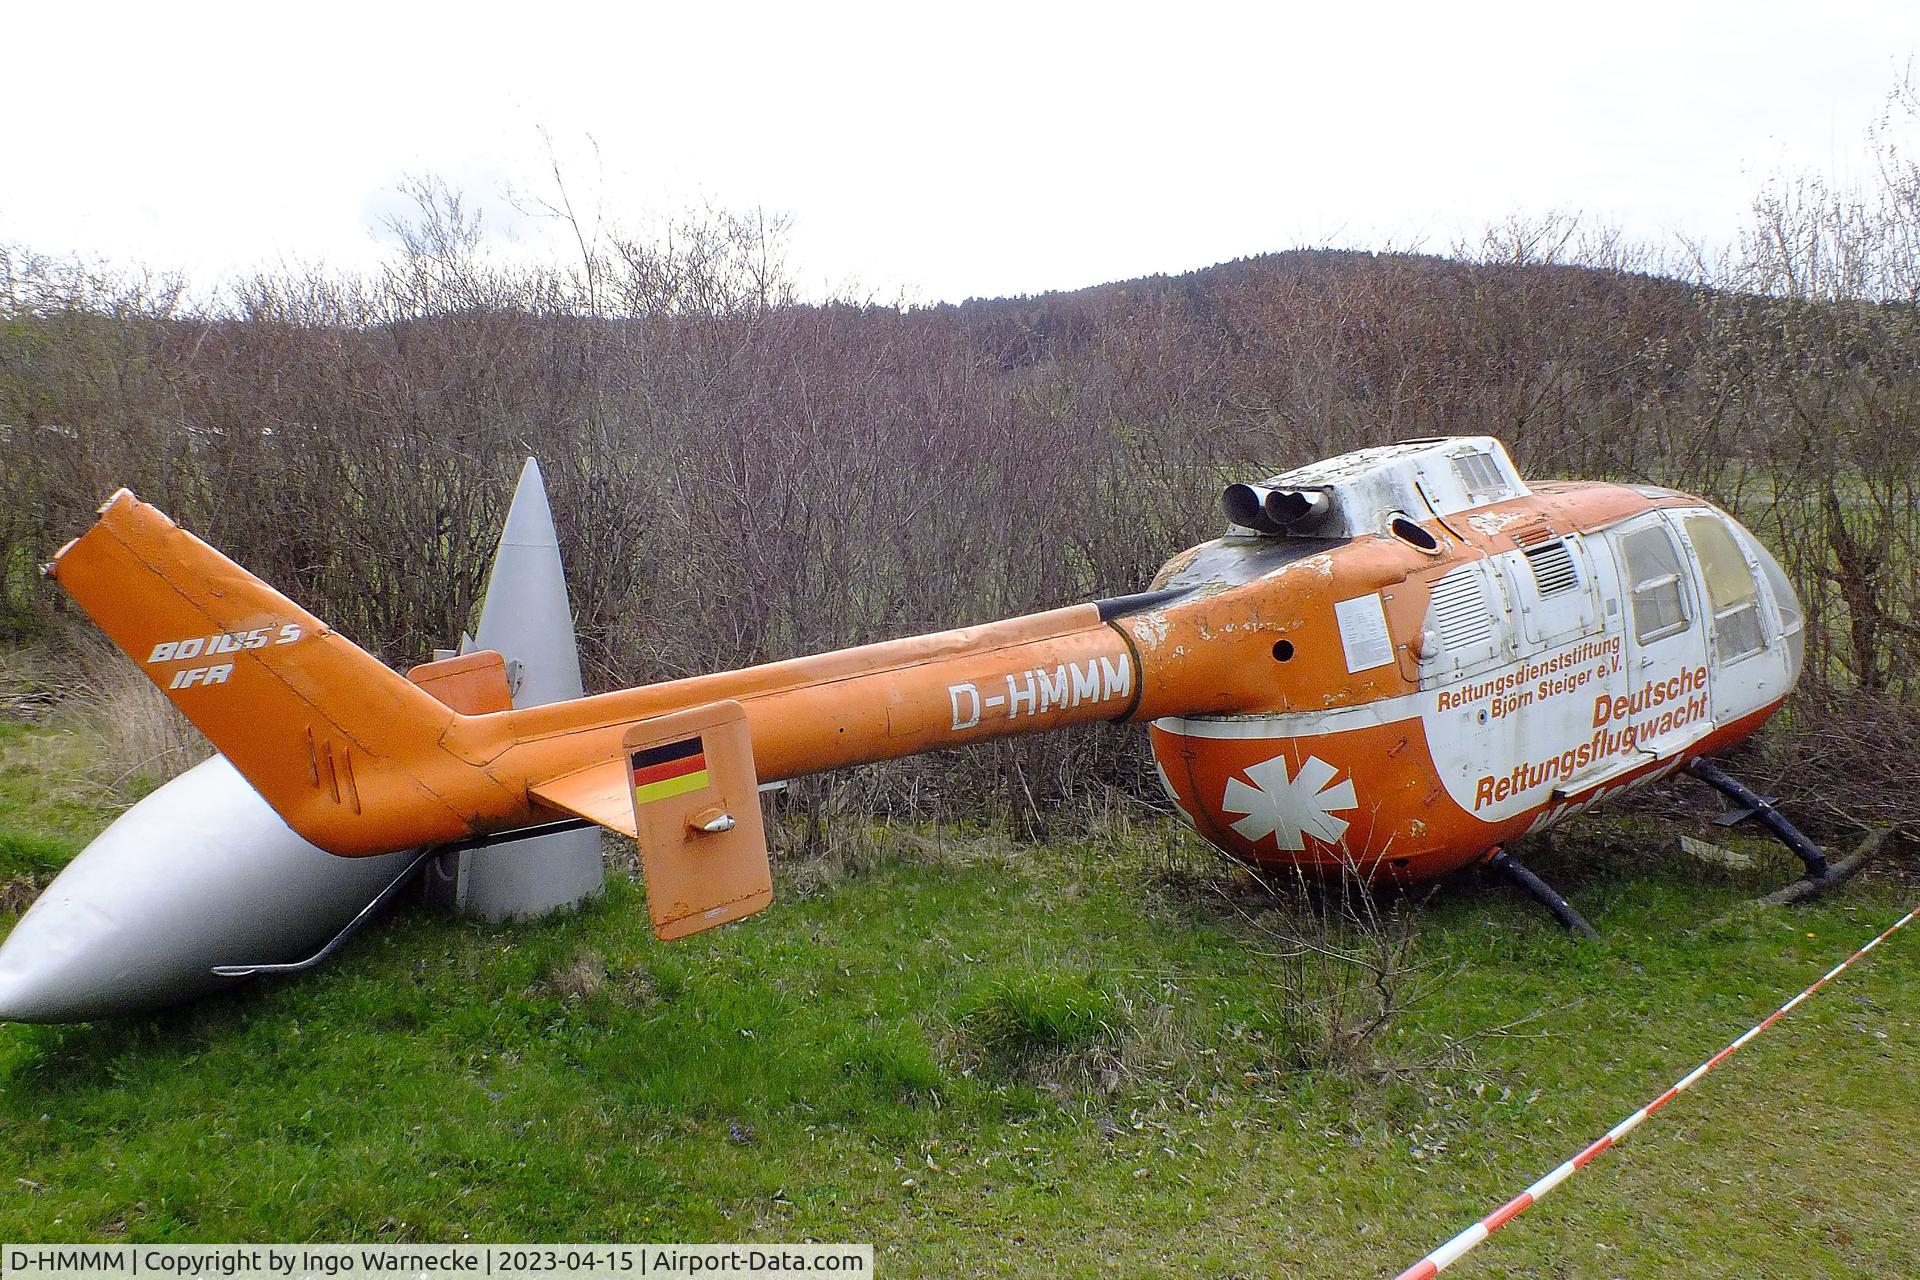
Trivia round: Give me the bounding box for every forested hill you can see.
[936,247,1710,372]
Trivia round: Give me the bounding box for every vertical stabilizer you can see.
[48,491,478,856]
[438,459,606,920]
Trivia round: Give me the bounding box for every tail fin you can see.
[49,491,486,855]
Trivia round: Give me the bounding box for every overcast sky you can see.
[6,1,1917,303]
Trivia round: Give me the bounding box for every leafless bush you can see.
[3,82,1919,835]
[1224,863,1435,1077]
[1760,688,1920,837]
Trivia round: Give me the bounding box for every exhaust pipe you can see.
[1264,488,1331,530]
[1223,483,1333,536]
[1223,483,1285,535]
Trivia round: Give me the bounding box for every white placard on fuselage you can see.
[1334,593,1394,673]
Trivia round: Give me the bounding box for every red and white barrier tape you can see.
[1393,900,1920,1280]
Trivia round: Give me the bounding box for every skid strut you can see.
[1487,848,1600,940]
[210,820,595,979]
[1684,758,1829,881]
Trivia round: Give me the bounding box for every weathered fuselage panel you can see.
[1139,442,1803,882]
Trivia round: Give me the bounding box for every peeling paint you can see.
[1131,610,1170,652]
[1467,510,1530,536]
[1266,552,1336,581]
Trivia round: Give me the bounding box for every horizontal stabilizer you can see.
[529,760,640,839]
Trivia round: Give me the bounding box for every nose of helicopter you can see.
[1744,532,1806,683]
[0,754,416,1023]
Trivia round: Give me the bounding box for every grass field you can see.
[0,706,1915,1279]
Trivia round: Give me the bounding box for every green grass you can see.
[0,713,1916,1278]
[0,717,126,889]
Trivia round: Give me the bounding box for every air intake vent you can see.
[1452,451,1510,502]
[1510,519,1554,547]
[1523,539,1580,596]
[1428,567,1495,651]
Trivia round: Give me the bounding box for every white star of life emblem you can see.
[1221,754,1358,852]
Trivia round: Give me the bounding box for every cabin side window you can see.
[1738,524,1805,677]
[1684,514,1765,664]
[1619,525,1689,643]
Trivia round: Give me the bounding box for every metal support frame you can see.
[212,848,438,978]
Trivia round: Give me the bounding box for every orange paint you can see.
[48,437,1800,919]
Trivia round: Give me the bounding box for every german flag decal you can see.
[630,735,711,805]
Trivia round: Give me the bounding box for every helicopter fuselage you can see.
[1124,440,1803,881]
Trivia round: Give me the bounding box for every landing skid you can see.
[1682,758,1886,903]
[1681,756,1889,905]
[1486,848,1600,939]
[1683,758,1828,880]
